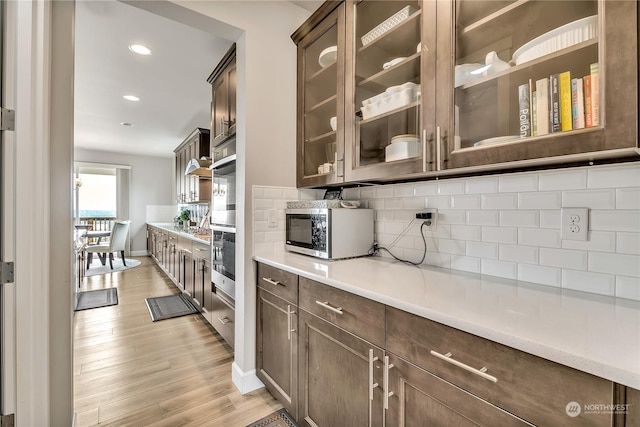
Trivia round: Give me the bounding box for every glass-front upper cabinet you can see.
[438,0,638,170]
[345,0,435,182]
[294,3,346,188]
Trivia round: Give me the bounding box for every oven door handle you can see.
[210,225,237,233]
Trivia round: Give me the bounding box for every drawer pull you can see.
[430,350,498,383]
[383,355,394,409]
[195,247,208,252]
[262,277,283,287]
[217,316,231,325]
[287,304,296,341]
[368,349,379,401]
[315,300,343,315]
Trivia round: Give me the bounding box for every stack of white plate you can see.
[386,134,420,162]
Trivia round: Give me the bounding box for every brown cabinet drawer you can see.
[257,263,298,304]
[211,292,234,349]
[299,277,385,347]
[386,306,614,427]
[192,241,209,258]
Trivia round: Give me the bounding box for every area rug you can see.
[145,294,199,322]
[85,258,141,277]
[245,409,298,427]
[74,288,118,311]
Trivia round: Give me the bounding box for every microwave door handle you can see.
[210,225,236,233]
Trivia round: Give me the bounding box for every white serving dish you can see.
[386,135,421,162]
[361,82,419,120]
[454,63,483,88]
[383,57,406,70]
[473,135,520,147]
[361,5,416,47]
[318,46,337,68]
[512,15,598,66]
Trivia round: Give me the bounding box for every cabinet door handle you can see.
[262,277,283,287]
[383,355,394,410]
[287,304,296,341]
[315,300,343,315]
[217,316,231,325]
[368,349,379,401]
[436,125,442,172]
[430,350,498,383]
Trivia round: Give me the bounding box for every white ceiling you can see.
[74,0,322,158]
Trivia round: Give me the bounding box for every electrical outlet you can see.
[416,208,437,230]
[561,208,588,241]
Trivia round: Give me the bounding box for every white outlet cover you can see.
[561,208,589,241]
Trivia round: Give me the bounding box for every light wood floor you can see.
[74,256,281,427]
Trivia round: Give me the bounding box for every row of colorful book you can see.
[518,63,599,138]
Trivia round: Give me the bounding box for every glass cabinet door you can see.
[345,0,433,182]
[440,0,638,170]
[296,4,345,187]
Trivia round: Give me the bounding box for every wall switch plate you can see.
[267,209,278,227]
[561,208,589,241]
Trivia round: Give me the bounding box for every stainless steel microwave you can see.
[285,208,374,260]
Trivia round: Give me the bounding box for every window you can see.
[77,169,117,219]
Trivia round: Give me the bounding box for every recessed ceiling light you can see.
[128,44,151,55]
[120,122,134,127]
[123,95,140,102]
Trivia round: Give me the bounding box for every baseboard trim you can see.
[232,362,264,394]
[130,250,149,257]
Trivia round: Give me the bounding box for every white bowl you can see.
[329,116,337,131]
[318,46,337,68]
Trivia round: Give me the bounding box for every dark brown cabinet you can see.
[208,44,237,147]
[256,266,300,420]
[292,0,638,187]
[192,241,210,311]
[211,290,234,349]
[173,128,210,203]
[177,236,193,296]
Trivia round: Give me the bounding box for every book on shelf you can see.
[571,77,586,130]
[535,77,550,135]
[559,71,572,131]
[532,90,538,136]
[584,74,593,127]
[518,82,531,138]
[550,74,561,132]
[590,63,600,126]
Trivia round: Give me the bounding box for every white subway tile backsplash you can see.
[499,210,539,228]
[482,194,518,210]
[253,187,265,199]
[617,188,640,210]
[384,198,404,210]
[438,180,465,195]
[482,226,517,244]
[451,195,481,210]
[587,163,640,189]
[499,244,538,264]
[413,181,438,196]
[539,210,561,229]
[539,169,587,191]
[590,211,640,232]
[393,210,416,221]
[375,209,393,222]
[518,228,561,248]
[617,232,640,255]
[341,187,361,199]
[616,276,640,301]
[518,264,561,287]
[369,199,385,210]
[466,241,499,259]
[264,187,285,199]
[394,184,414,198]
[452,225,482,242]
[562,270,615,296]
[561,231,616,253]
[403,197,426,209]
[451,256,481,273]
[518,191,562,209]
[375,186,395,199]
[438,210,466,225]
[425,195,451,209]
[467,210,499,226]
[360,187,376,199]
[540,248,588,270]
[254,198,275,209]
[384,221,407,235]
[481,259,517,280]
[436,239,466,255]
[562,189,616,209]
[499,173,539,193]
[465,177,498,194]
[589,252,640,277]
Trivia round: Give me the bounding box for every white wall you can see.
[74,148,174,254]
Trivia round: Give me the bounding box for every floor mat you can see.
[245,408,298,427]
[145,293,199,321]
[75,288,118,311]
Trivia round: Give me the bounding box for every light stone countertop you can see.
[254,249,640,390]
[147,222,211,245]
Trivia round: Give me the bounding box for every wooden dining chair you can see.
[85,220,131,269]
